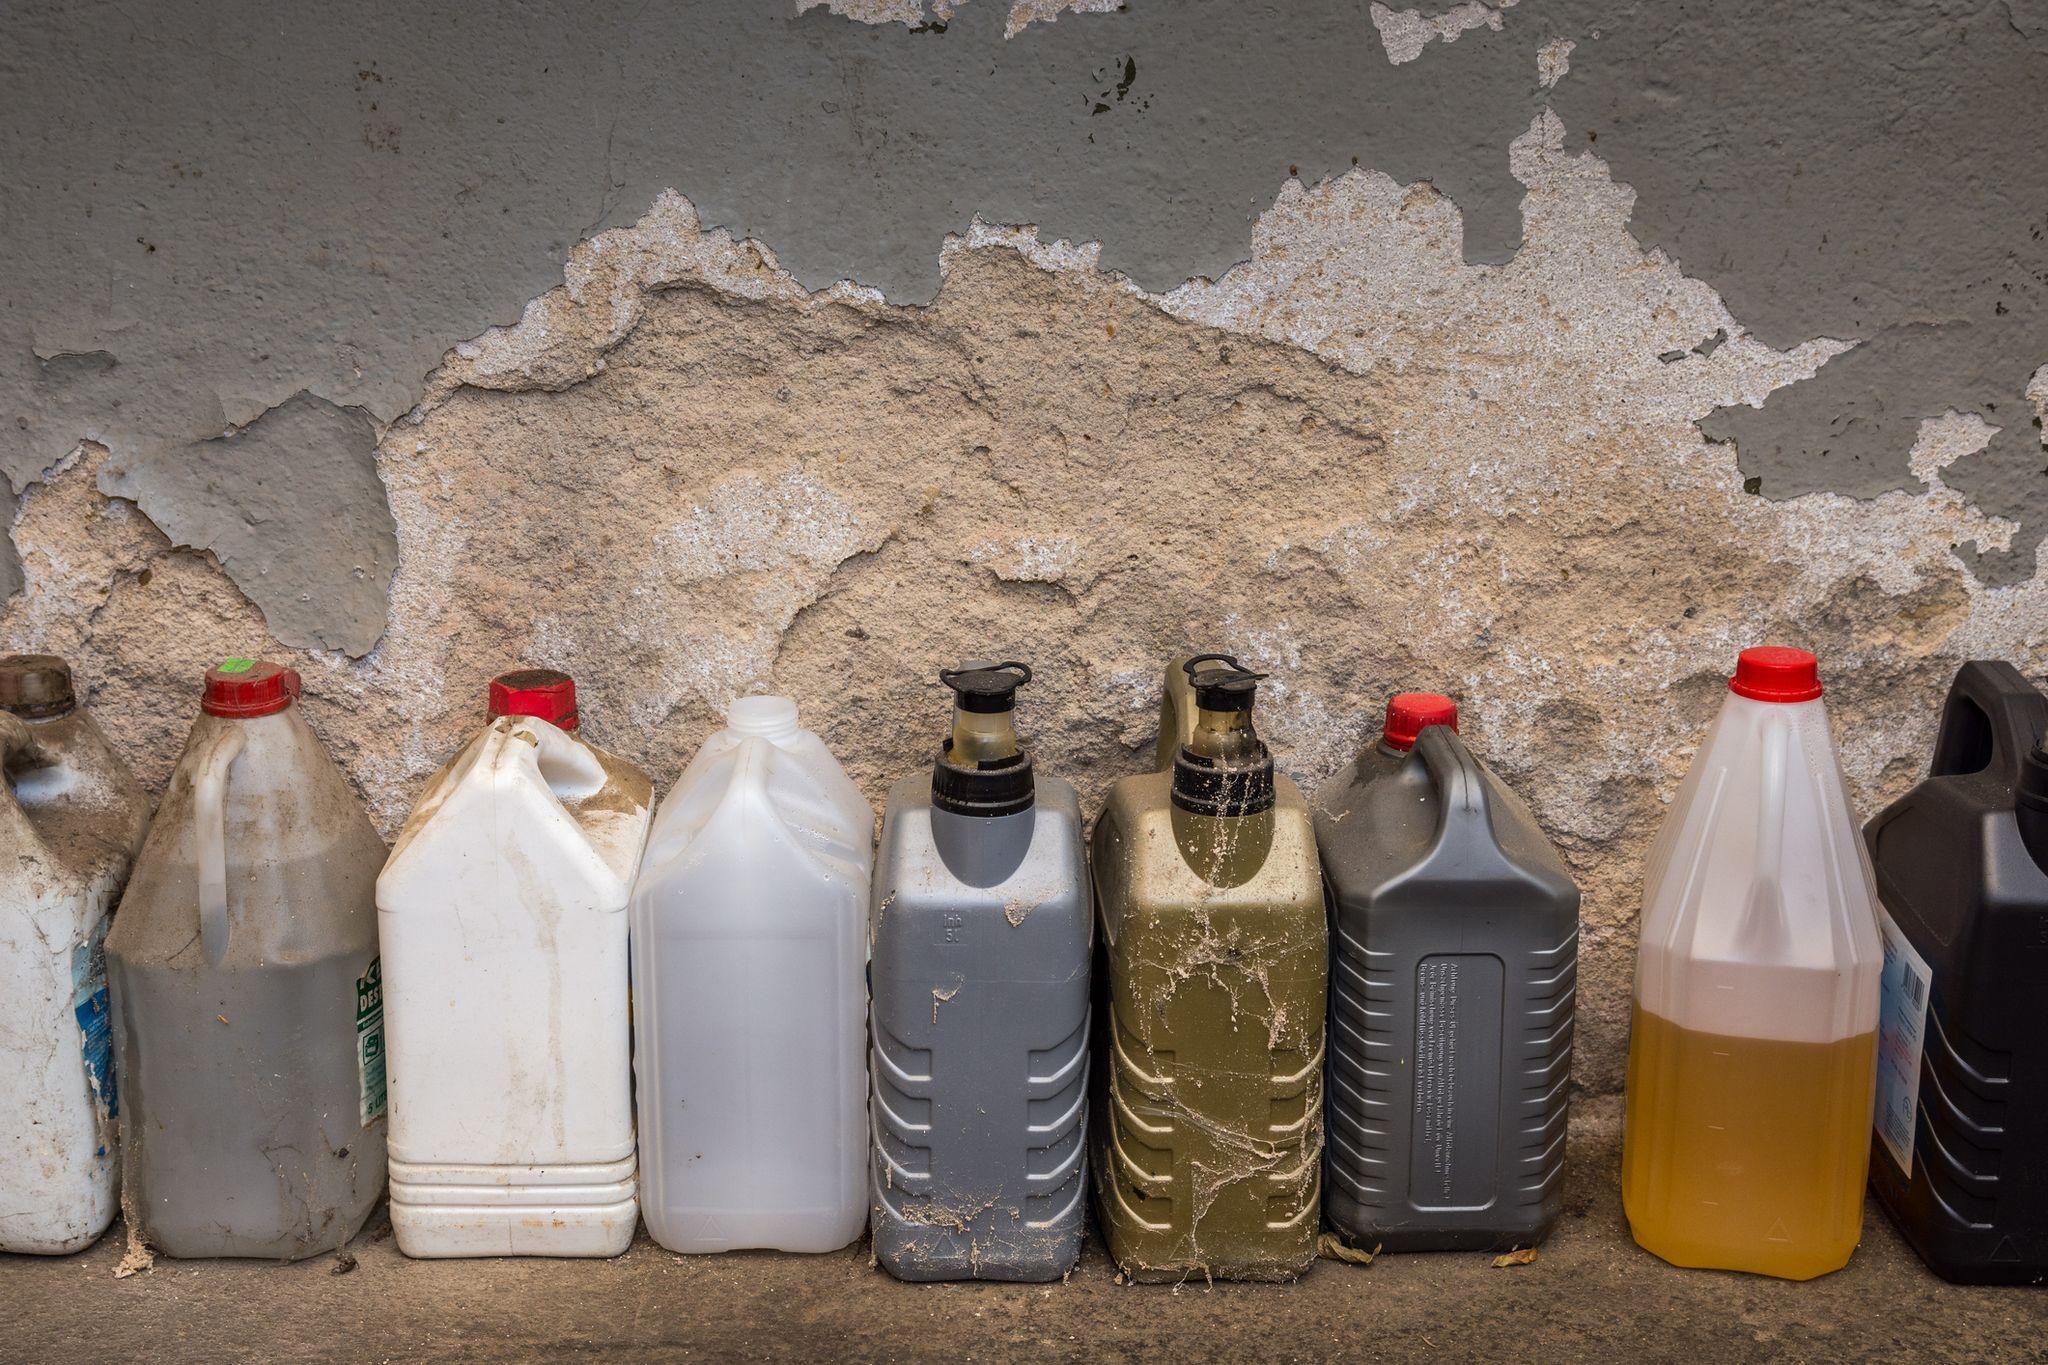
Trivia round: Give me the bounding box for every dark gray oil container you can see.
[869,662,1090,1282]
[106,660,388,1260]
[1312,695,1579,1252]
[1865,661,2048,1284]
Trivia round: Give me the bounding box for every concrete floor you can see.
[3,1096,2042,1363]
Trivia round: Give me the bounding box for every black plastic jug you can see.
[1865,660,2048,1284]
[1313,694,1580,1252]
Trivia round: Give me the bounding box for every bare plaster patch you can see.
[1369,0,1517,66]
[796,0,1125,35]
[1537,36,1574,87]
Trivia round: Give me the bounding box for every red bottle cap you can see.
[1729,646,1823,703]
[1383,692,1458,751]
[488,669,579,731]
[202,659,301,718]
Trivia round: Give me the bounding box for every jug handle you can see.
[1411,726,1522,885]
[0,711,52,779]
[1930,661,2048,782]
[1736,715,1792,943]
[508,716,606,803]
[193,724,248,966]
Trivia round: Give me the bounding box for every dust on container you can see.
[1314,693,1580,1253]
[376,670,652,1258]
[1092,655,1327,1281]
[870,662,1090,1282]
[105,660,389,1260]
[0,655,151,1254]
[1623,646,1882,1280]
[631,694,873,1254]
[1864,661,2048,1284]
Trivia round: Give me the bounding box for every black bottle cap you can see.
[933,749,1035,818]
[939,661,1032,714]
[1171,746,1277,817]
[0,654,76,718]
[1184,653,1265,713]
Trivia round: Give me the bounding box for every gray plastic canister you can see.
[1312,716,1579,1253]
[106,661,388,1260]
[869,716,1090,1281]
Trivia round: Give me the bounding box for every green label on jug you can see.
[355,956,387,1125]
[216,657,255,674]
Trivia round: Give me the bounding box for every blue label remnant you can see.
[71,918,115,1119]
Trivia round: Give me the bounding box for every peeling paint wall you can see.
[1,1,2045,1092]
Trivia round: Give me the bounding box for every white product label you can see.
[1874,906,1932,1176]
[355,956,387,1125]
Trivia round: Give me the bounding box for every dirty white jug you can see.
[0,655,151,1254]
[378,670,652,1258]
[1623,646,1883,1280]
[632,696,873,1254]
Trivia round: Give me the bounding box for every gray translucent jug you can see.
[1312,694,1579,1252]
[107,660,388,1260]
[869,662,1090,1281]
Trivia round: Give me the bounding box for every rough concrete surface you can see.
[6,1,2042,644]
[3,1100,2043,1362]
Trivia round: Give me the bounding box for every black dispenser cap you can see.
[1171,653,1276,816]
[933,662,1036,818]
[1183,654,1265,713]
[939,661,1032,713]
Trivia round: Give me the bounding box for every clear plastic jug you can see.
[631,696,873,1254]
[377,670,652,1257]
[0,655,151,1254]
[107,660,389,1260]
[1623,646,1882,1279]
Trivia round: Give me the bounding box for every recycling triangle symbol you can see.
[1765,1219,1791,1243]
[1991,1237,2021,1262]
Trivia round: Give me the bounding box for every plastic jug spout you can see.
[933,662,1035,818]
[1171,654,1276,818]
[2020,742,2048,872]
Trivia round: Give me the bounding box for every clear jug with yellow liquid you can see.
[1623,646,1883,1280]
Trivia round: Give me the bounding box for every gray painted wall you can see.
[2,0,2044,650]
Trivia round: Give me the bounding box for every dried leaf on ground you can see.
[1317,1232,1381,1266]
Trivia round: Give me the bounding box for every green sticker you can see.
[216,657,255,674]
[355,957,387,1125]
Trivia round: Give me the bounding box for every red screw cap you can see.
[488,669,579,731]
[202,659,301,719]
[1729,646,1823,704]
[1383,692,1459,751]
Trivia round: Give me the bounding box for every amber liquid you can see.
[1622,1004,1877,1280]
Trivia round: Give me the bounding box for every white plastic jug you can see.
[1623,646,1883,1280]
[377,671,652,1257]
[631,695,873,1254]
[0,656,151,1254]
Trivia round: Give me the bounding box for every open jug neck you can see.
[0,653,77,720]
[932,661,1035,818]
[1171,654,1275,817]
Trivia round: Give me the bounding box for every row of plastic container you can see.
[0,647,2042,1286]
